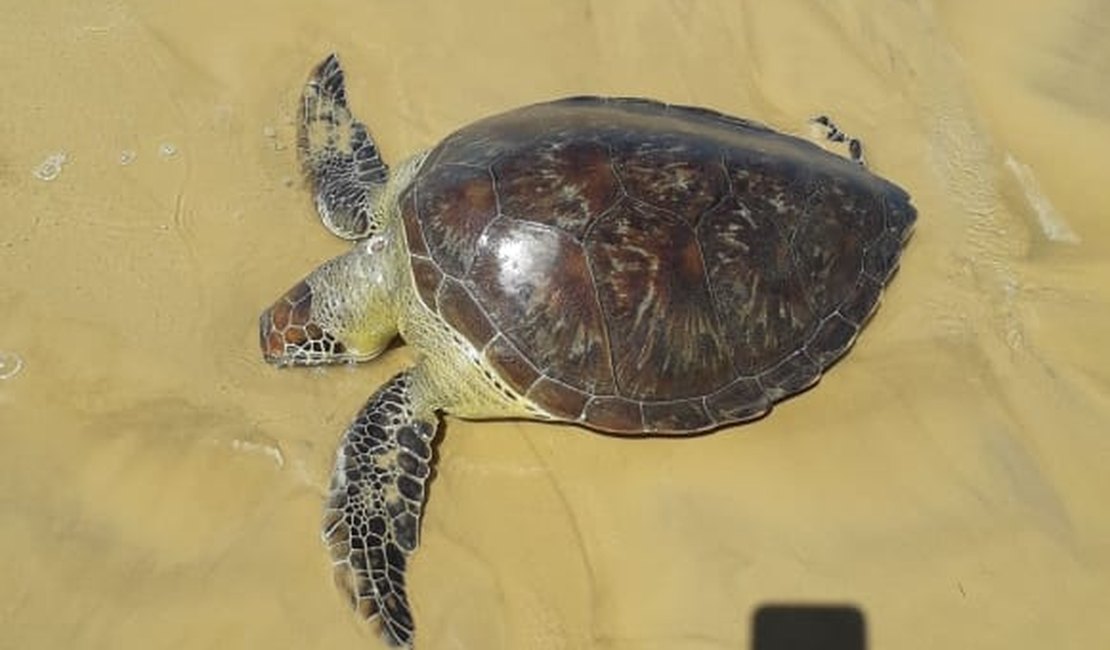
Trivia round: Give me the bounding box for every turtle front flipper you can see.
[299,54,390,240]
[324,370,438,647]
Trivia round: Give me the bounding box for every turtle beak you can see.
[259,280,347,366]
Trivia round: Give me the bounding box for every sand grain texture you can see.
[2,1,1109,648]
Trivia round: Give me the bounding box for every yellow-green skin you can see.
[258,53,914,649]
[340,154,545,422]
[257,56,546,648]
[261,118,546,428]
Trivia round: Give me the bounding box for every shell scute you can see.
[758,350,821,401]
[483,334,541,394]
[839,277,885,327]
[436,278,497,349]
[725,149,816,242]
[793,180,882,314]
[611,133,729,223]
[583,396,644,432]
[704,377,770,424]
[492,138,621,239]
[409,256,443,312]
[696,196,816,374]
[467,218,615,394]
[401,190,429,257]
[401,96,916,433]
[585,203,736,400]
[805,313,860,367]
[414,164,498,278]
[526,377,589,420]
[642,398,713,433]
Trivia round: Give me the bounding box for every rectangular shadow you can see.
[752,604,867,650]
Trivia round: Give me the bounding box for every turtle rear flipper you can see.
[299,54,390,239]
[808,114,866,166]
[324,370,437,647]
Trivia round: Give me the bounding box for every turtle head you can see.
[260,234,400,366]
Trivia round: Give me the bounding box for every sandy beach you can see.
[3,1,1109,648]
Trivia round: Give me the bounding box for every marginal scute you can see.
[805,313,859,367]
[409,256,443,311]
[405,96,915,433]
[863,190,916,283]
[794,178,882,313]
[583,396,643,432]
[885,190,917,234]
[758,350,820,401]
[400,189,429,257]
[437,278,497,349]
[642,398,713,433]
[704,377,769,423]
[526,377,589,420]
[483,334,541,394]
[839,277,885,327]
[863,230,904,282]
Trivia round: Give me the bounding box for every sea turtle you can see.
[259,54,915,647]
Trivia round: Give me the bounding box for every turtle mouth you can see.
[259,281,349,367]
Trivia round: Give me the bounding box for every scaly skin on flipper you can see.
[323,370,438,648]
[299,53,391,239]
[810,114,866,166]
[261,52,918,648]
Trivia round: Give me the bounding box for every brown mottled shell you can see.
[400,97,915,434]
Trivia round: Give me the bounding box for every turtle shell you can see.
[399,97,915,434]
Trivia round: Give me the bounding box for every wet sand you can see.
[3,1,1109,648]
